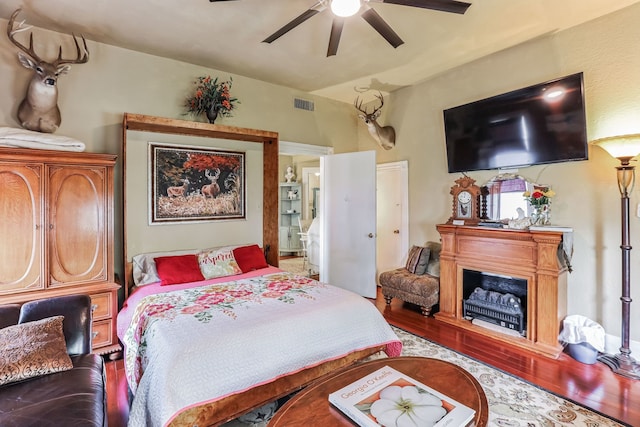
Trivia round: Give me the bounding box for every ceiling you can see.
[1,0,638,103]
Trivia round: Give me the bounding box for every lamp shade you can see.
[591,134,640,162]
[331,0,361,17]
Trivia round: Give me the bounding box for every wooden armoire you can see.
[0,147,120,355]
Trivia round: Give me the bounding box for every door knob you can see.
[368,233,374,238]
[393,229,400,234]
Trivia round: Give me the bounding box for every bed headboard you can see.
[125,262,135,295]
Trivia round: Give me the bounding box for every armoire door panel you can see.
[0,164,43,292]
[0,148,119,356]
[48,166,107,285]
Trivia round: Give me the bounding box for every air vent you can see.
[294,97,314,112]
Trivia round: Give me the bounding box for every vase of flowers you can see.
[184,76,239,123]
[523,186,555,226]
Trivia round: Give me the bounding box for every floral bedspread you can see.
[119,270,402,427]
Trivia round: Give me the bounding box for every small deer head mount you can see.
[7,8,89,133]
[354,92,396,150]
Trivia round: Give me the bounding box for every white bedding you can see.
[0,127,86,151]
[118,267,402,427]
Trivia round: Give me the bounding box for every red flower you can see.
[184,75,239,119]
[146,303,174,316]
[267,282,293,292]
[196,293,227,306]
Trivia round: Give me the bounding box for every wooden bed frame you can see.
[121,113,281,298]
[124,262,385,426]
[121,115,389,425]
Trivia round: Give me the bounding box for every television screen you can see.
[443,73,588,173]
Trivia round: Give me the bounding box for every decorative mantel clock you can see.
[448,176,481,225]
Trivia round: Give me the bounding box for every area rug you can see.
[388,327,626,426]
[223,326,627,426]
[278,257,309,276]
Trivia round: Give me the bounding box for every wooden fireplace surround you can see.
[435,224,569,358]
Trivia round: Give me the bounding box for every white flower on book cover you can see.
[355,379,450,427]
[329,366,475,427]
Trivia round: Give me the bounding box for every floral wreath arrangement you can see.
[184,76,239,122]
[523,186,555,207]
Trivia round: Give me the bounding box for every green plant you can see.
[184,76,239,118]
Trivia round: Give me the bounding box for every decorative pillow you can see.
[405,246,422,273]
[198,247,242,279]
[415,247,431,275]
[0,316,73,386]
[233,244,268,272]
[405,245,430,275]
[425,241,441,277]
[132,249,198,286]
[155,254,205,286]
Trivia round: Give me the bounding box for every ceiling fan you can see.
[209,0,471,56]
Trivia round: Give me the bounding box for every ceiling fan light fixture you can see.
[330,0,361,17]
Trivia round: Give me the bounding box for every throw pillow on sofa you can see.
[0,316,73,386]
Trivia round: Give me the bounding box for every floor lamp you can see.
[592,134,640,380]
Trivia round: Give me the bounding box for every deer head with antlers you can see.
[7,8,89,133]
[354,92,396,150]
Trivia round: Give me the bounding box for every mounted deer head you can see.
[354,92,396,150]
[7,8,89,133]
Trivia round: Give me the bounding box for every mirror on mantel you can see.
[481,173,535,221]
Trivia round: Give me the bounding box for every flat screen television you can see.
[443,73,588,173]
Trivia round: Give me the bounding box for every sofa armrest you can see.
[0,304,21,329]
[19,295,92,356]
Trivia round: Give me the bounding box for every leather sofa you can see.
[0,295,107,426]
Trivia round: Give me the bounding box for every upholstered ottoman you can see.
[379,242,440,316]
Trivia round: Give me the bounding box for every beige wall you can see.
[2,4,640,346]
[372,3,640,344]
[124,133,264,257]
[0,20,362,283]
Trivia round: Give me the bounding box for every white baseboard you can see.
[603,333,640,357]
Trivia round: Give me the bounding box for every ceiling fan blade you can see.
[378,0,471,14]
[361,8,404,49]
[262,7,323,44]
[327,18,345,57]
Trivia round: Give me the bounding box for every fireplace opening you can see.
[462,269,527,336]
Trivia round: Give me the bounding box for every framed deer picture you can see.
[149,143,246,224]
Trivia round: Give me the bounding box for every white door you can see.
[320,151,377,298]
[376,161,408,282]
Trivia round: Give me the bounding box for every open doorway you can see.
[278,142,333,277]
[376,161,409,282]
[277,143,408,292]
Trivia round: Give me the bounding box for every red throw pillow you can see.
[233,245,268,273]
[154,254,205,286]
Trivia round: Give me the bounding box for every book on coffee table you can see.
[328,365,475,427]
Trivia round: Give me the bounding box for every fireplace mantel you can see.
[435,224,569,358]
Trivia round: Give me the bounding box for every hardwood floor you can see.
[105,289,640,426]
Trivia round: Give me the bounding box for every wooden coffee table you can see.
[268,356,489,426]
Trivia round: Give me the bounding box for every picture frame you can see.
[149,143,245,223]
